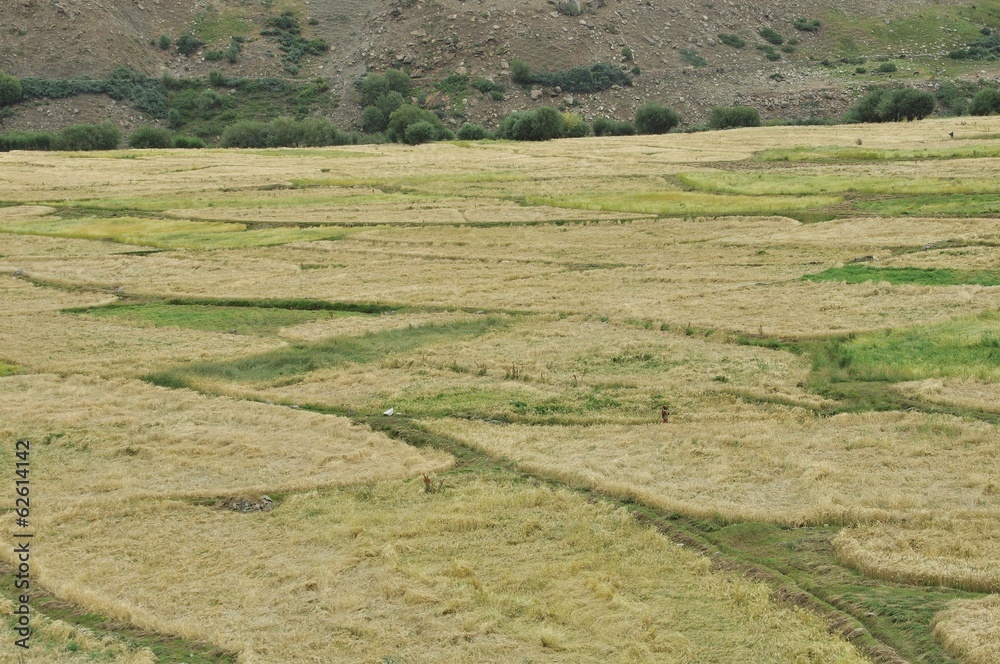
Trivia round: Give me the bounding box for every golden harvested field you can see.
[1,117,999,661]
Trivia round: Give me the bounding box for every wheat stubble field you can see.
[0,119,999,663]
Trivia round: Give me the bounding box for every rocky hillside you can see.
[2,0,1000,133]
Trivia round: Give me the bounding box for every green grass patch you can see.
[812,310,1000,383]
[194,8,253,44]
[757,145,1000,163]
[527,191,842,217]
[70,303,364,336]
[0,215,344,249]
[678,171,1000,196]
[0,360,18,377]
[819,6,988,60]
[856,193,1000,217]
[146,318,508,387]
[804,265,1000,287]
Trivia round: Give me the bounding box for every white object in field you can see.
[383,408,395,416]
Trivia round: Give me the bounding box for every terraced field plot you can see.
[1,118,1000,662]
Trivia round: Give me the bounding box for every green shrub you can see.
[717,33,745,48]
[158,34,171,50]
[456,123,490,140]
[0,130,57,151]
[404,120,437,145]
[362,105,389,133]
[298,118,354,146]
[759,27,784,45]
[128,126,173,149]
[497,111,537,141]
[175,34,204,56]
[208,70,226,87]
[510,60,532,84]
[0,71,22,106]
[622,47,633,61]
[436,74,469,95]
[756,45,780,61]
[680,49,707,67]
[358,70,411,106]
[708,106,761,129]
[936,83,971,116]
[793,18,821,32]
[57,123,121,150]
[267,116,303,147]
[471,78,505,96]
[970,87,1000,115]
[560,112,589,138]
[591,117,635,136]
[385,104,443,143]
[220,120,270,148]
[878,62,898,73]
[495,107,564,141]
[261,11,329,69]
[172,135,206,148]
[204,50,224,61]
[634,102,681,134]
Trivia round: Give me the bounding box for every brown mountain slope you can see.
[2,0,999,129]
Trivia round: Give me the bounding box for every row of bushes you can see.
[0,123,121,151]
[19,66,169,118]
[220,117,357,148]
[3,84,981,153]
[509,61,631,93]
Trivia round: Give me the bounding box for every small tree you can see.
[634,102,681,134]
[848,88,936,122]
[533,106,564,140]
[404,120,437,145]
[385,104,442,143]
[970,87,1000,115]
[0,71,23,107]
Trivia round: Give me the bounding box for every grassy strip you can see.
[0,215,346,249]
[0,564,236,663]
[526,191,842,217]
[67,302,365,336]
[803,265,1000,287]
[757,145,1000,162]
[678,171,1000,196]
[855,192,1000,217]
[144,317,507,387]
